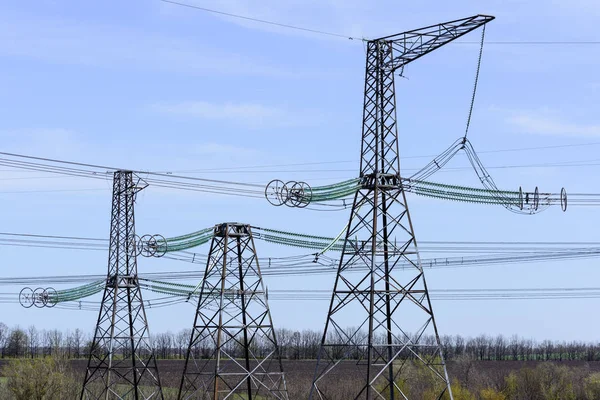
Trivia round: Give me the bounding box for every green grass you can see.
[0,377,8,396]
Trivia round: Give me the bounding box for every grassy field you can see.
[1,359,600,399]
[65,359,600,399]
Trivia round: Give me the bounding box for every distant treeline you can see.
[0,322,597,362]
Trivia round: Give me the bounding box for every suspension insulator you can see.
[131,234,143,257]
[561,188,567,212]
[45,287,57,308]
[518,186,523,210]
[284,181,297,207]
[265,179,287,207]
[153,234,168,257]
[140,234,154,257]
[19,287,34,308]
[33,287,46,308]
[297,182,312,208]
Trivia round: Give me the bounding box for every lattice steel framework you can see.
[310,15,494,400]
[81,171,163,400]
[179,223,288,400]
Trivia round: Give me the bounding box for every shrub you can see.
[446,380,475,400]
[585,372,600,400]
[423,380,476,400]
[1,356,79,400]
[504,363,576,400]
[480,387,507,400]
[537,363,576,400]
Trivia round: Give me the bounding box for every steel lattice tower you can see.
[179,223,288,400]
[81,171,163,400]
[310,16,494,400]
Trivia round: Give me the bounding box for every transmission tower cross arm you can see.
[376,14,495,72]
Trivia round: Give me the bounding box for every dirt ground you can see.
[65,359,600,397]
[3,358,600,399]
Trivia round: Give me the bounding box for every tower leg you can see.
[178,223,288,400]
[81,171,163,400]
[310,37,452,400]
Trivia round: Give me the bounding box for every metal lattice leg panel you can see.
[310,36,454,400]
[81,171,163,400]
[179,223,288,400]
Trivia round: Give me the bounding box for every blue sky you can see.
[1,0,600,342]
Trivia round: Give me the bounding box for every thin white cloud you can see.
[154,101,279,120]
[0,128,113,192]
[0,10,293,78]
[2,128,83,157]
[158,0,371,41]
[508,113,600,137]
[191,142,258,158]
[152,101,316,128]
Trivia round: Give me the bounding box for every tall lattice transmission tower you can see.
[310,15,494,400]
[81,171,163,400]
[178,223,288,400]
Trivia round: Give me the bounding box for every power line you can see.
[0,232,106,241]
[3,149,600,210]
[7,141,600,177]
[5,287,600,309]
[5,229,600,250]
[160,1,600,46]
[476,141,600,155]
[159,0,364,41]
[460,41,600,45]
[151,141,600,174]
[0,151,117,172]
[125,162,600,175]
[4,141,600,178]
[0,188,107,195]
[0,154,265,190]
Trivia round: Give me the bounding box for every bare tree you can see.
[6,327,28,357]
[176,329,190,359]
[155,332,173,359]
[302,329,320,359]
[72,328,84,359]
[27,325,39,359]
[49,329,64,357]
[65,330,74,359]
[0,322,8,358]
[42,329,52,357]
[494,335,506,361]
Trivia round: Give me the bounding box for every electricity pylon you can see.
[310,15,494,400]
[179,223,288,400]
[81,171,163,400]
